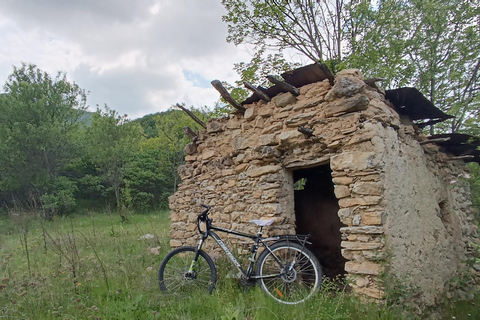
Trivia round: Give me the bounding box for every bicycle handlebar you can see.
[197,204,212,235]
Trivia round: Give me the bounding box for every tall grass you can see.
[0,210,477,319]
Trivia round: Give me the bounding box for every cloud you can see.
[0,0,252,119]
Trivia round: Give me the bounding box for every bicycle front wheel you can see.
[255,241,322,304]
[158,246,217,295]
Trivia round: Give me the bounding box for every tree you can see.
[221,0,348,104]
[345,0,480,134]
[85,106,144,209]
[222,0,345,62]
[154,107,210,193]
[0,63,87,217]
[224,0,480,135]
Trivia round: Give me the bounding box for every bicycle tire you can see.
[255,241,322,304]
[158,246,217,295]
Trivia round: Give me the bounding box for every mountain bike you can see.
[158,204,323,304]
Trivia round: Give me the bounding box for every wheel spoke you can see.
[256,242,322,304]
[159,247,217,295]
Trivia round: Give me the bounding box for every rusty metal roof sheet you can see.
[428,133,480,163]
[241,62,333,105]
[384,87,453,122]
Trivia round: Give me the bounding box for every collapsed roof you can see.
[237,62,480,164]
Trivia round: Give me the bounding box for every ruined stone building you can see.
[168,63,479,306]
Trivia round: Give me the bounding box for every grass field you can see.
[0,210,478,319]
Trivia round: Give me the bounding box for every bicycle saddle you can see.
[249,219,274,226]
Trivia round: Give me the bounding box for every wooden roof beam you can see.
[175,103,206,129]
[211,80,246,113]
[243,82,271,102]
[266,75,300,96]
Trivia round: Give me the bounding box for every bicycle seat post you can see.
[257,226,264,237]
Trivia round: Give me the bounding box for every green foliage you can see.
[133,113,159,138]
[0,63,87,213]
[466,163,480,222]
[40,176,78,220]
[222,0,344,62]
[153,107,210,192]
[85,106,144,208]
[344,0,480,134]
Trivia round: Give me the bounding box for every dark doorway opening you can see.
[293,164,346,279]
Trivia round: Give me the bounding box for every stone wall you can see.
[168,69,479,304]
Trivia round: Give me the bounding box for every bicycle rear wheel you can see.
[158,246,217,295]
[255,241,322,304]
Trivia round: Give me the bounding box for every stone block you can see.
[335,69,365,81]
[332,176,354,185]
[221,169,234,177]
[185,155,197,162]
[330,152,379,171]
[247,165,281,177]
[324,94,370,117]
[207,121,224,133]
[279,130,303,146]
[185,143,197,155]
[340,226,385,234]
[334,185,350,199]
[345,261,382,275]
[273,111,290,119]
[273,92,297,107]
[254,116,265,128]
[235,163,249,173]
[262,122,283,134]
[338,196,380,208]
[341,241,383,250]
[338,197,367,207]
[259,134,277,146]
[325,75,366,101]
[353,214,362,226]
[352,286,384,299]
[352,182,382,195]
[292,96,324,112]
[285,111,316,127]
[338,208,354,220]
[169,240,182,248]
[362,212,383,225]
[258,106,273,117]
[244,107,256,120]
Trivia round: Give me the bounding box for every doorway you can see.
[293,164,346,278]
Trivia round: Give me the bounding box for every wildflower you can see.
[77,283,82,286]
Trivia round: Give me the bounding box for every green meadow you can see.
[0,211,478,320]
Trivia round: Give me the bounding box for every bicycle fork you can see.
[187,236,207,276]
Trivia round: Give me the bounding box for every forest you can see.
[0,63,220,218]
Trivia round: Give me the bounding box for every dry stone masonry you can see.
[168,68,479,306]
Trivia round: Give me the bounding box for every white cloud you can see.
[0,0,253,119]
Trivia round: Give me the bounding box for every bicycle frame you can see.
[192,218,297,280]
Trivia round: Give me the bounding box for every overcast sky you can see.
[0,0,254,119]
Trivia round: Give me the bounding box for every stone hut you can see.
[168,63,479,306]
